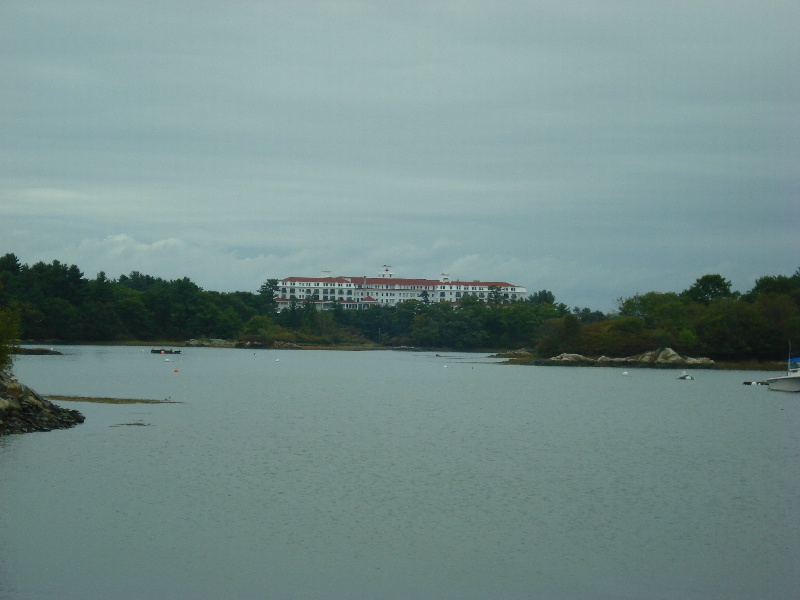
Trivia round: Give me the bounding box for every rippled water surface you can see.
[2,346,799,599]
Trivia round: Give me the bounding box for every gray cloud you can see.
[2,1,797,311]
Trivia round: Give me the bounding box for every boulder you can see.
[551,353,592,362]
[0,370,84,435]
[596,356,629,363]
[531,348,714,368]
[611,348,715,367]
[684,356,715,366]
[655,348,683,364]
[185,338,232,347]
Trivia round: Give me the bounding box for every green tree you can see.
[682,274,734,305]
[31,260,88,306]
[410,313,440,346]
[390,300,424,340]
[580,316,654,357]
[240,315,293,345]
[0,254,22,308]
[0,307,21,371]
[535,313,582,357]
[301,297,318,333]
[114,293,157,339]
[751,293,799,357]
[694,299,759,358]
[528,289,556,305]
[118,271,163,292]
[0,253,21,274]
[257,279,280,315]
[276,299,303,329]
[572,307,606,324]
[487,285,503,306]
[90,271,114,303]
[43,298,83,340]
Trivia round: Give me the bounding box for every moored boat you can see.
[764,357,800,392]
[151,348,182,354]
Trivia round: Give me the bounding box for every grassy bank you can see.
[46,395,181,404]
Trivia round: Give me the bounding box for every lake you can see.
[1,346,798,599]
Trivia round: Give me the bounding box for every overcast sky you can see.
[1,1,797,311]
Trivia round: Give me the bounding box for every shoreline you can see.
[494,353,786,371]
[14,342,788,371]
[0,370,85,436]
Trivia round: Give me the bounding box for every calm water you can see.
[1,346,798,599]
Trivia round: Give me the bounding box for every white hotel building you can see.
[275,266,527,311]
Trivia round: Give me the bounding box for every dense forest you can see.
[0,252,798,361]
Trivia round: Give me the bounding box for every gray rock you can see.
[536,348,714,368]
[0,370,84,436]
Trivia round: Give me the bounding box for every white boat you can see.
[764,357,800,392]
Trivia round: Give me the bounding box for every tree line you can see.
[0,252,798,361]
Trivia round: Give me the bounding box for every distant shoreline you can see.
[13,342,788,371]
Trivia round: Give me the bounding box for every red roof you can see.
[281,276,354,284]
[279,275,517,288]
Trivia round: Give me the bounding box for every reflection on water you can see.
[1,347,799,599]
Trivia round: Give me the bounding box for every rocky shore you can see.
[507,347,716,368]
[12,346,62,355]
[0,370,85,435]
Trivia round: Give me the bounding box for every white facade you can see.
[275,266,527,311]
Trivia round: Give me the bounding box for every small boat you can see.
[151,348,182,354]
[677,371,694,380]
[764,357,800,392]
